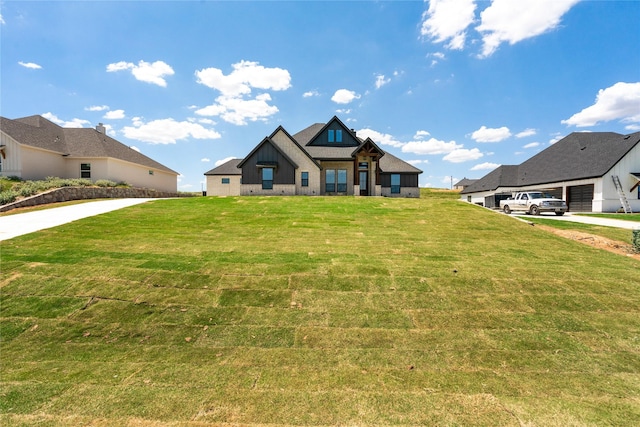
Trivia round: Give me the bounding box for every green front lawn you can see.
[1,195,638,425]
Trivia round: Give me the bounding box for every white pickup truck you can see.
[500,191,568,216]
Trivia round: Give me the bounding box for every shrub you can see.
[95,179,119,187]
[0,189,18,205]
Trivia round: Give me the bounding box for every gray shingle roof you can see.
[517,131,639,184]
[204,158,243,175]
[461,165,519,194]
[290,120,422,174]
[461,131,640,194]
[1,115,178,174]
[379,152,423,174]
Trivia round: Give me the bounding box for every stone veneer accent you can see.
[0,187,191,213]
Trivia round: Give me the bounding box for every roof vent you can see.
[96,123,106,134]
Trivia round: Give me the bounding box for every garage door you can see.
[568,184,594,212]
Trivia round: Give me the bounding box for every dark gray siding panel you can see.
[308,126,359,147]
[240,141,296,185]
[380,173,419,188]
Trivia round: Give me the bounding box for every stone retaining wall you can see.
[0,187,191,213]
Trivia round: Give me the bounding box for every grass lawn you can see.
[1,194,639,426]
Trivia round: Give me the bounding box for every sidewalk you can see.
[0,199,154,241]
[513,212,639,230]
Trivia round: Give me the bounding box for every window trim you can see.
[80,163,91,179]
[325,169,347,193]
[301,171,309,187]
[221,177,230,184]
[391,174,401,194]
[262,167,274,190]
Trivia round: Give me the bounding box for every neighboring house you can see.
[453,178,477,191]
[0,115,179,192]
[461,131,640,212]
[204,158,242,196]
[207,116,423,197]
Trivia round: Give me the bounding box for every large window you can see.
[391,174,401,194]
[301,171,309,187]
[328,129,343,143]
[80,163,91,179]
[262,167,273,190]
[221,178,230,184]
[326,169,347,193]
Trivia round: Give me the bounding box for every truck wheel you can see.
[555,212,565,216]
[530,205,540,215]
[503,205,511,214]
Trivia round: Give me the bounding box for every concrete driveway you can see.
[0,199,155,241]
[513,212,639,229]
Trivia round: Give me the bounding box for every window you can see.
[325,169,347,193]
[221,178,230,184]
[359,162,368,170]
[262,167,273,190]
[391,174,401,194]
[328,129,343,143]
[337,169,347,192]
[301,171,309,187]
[325,169,335,192]
[80,163,91,179]
[149,170,154,175]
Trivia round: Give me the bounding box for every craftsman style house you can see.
[0,115,179,192]
[461,131,640,213]
[206,116,422,197]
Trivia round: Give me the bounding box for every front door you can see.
[359,171,368,196]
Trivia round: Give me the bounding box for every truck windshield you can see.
[529,193,545,199]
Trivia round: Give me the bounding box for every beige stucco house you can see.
[0,115,179,192]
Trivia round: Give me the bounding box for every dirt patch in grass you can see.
[536,224,640,261]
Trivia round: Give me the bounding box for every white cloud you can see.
[407,159,429,165]
[421,0,477,50]
[1,14,5,25]
[18,61,42,69]
[356,129,404,148]
[375,74,391,89]
[476,0,581,58]
[42,112,89,128]
[196,93,279,126]
[85,105,109,112]
[549,134,565,145]
[201,158,211,163]
[331,89,361,104]
[107,60,174,87]
[471,162,500,171]
[103,109,125,120]
[195,60,291,97]
[195,60,290,125]
[413,130,431,139]
[130,146,141,152]
[402,138,462,155]
[471,125,511,142]
[336,108,352,114]
[523,142,540,149]
[561,82,640,127]
[516,128,536,138]
[122,117,222,144]
[443,148,483,163]
[215,157,236,167]
[303,90,320,98]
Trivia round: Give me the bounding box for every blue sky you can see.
[1,0,639,190]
